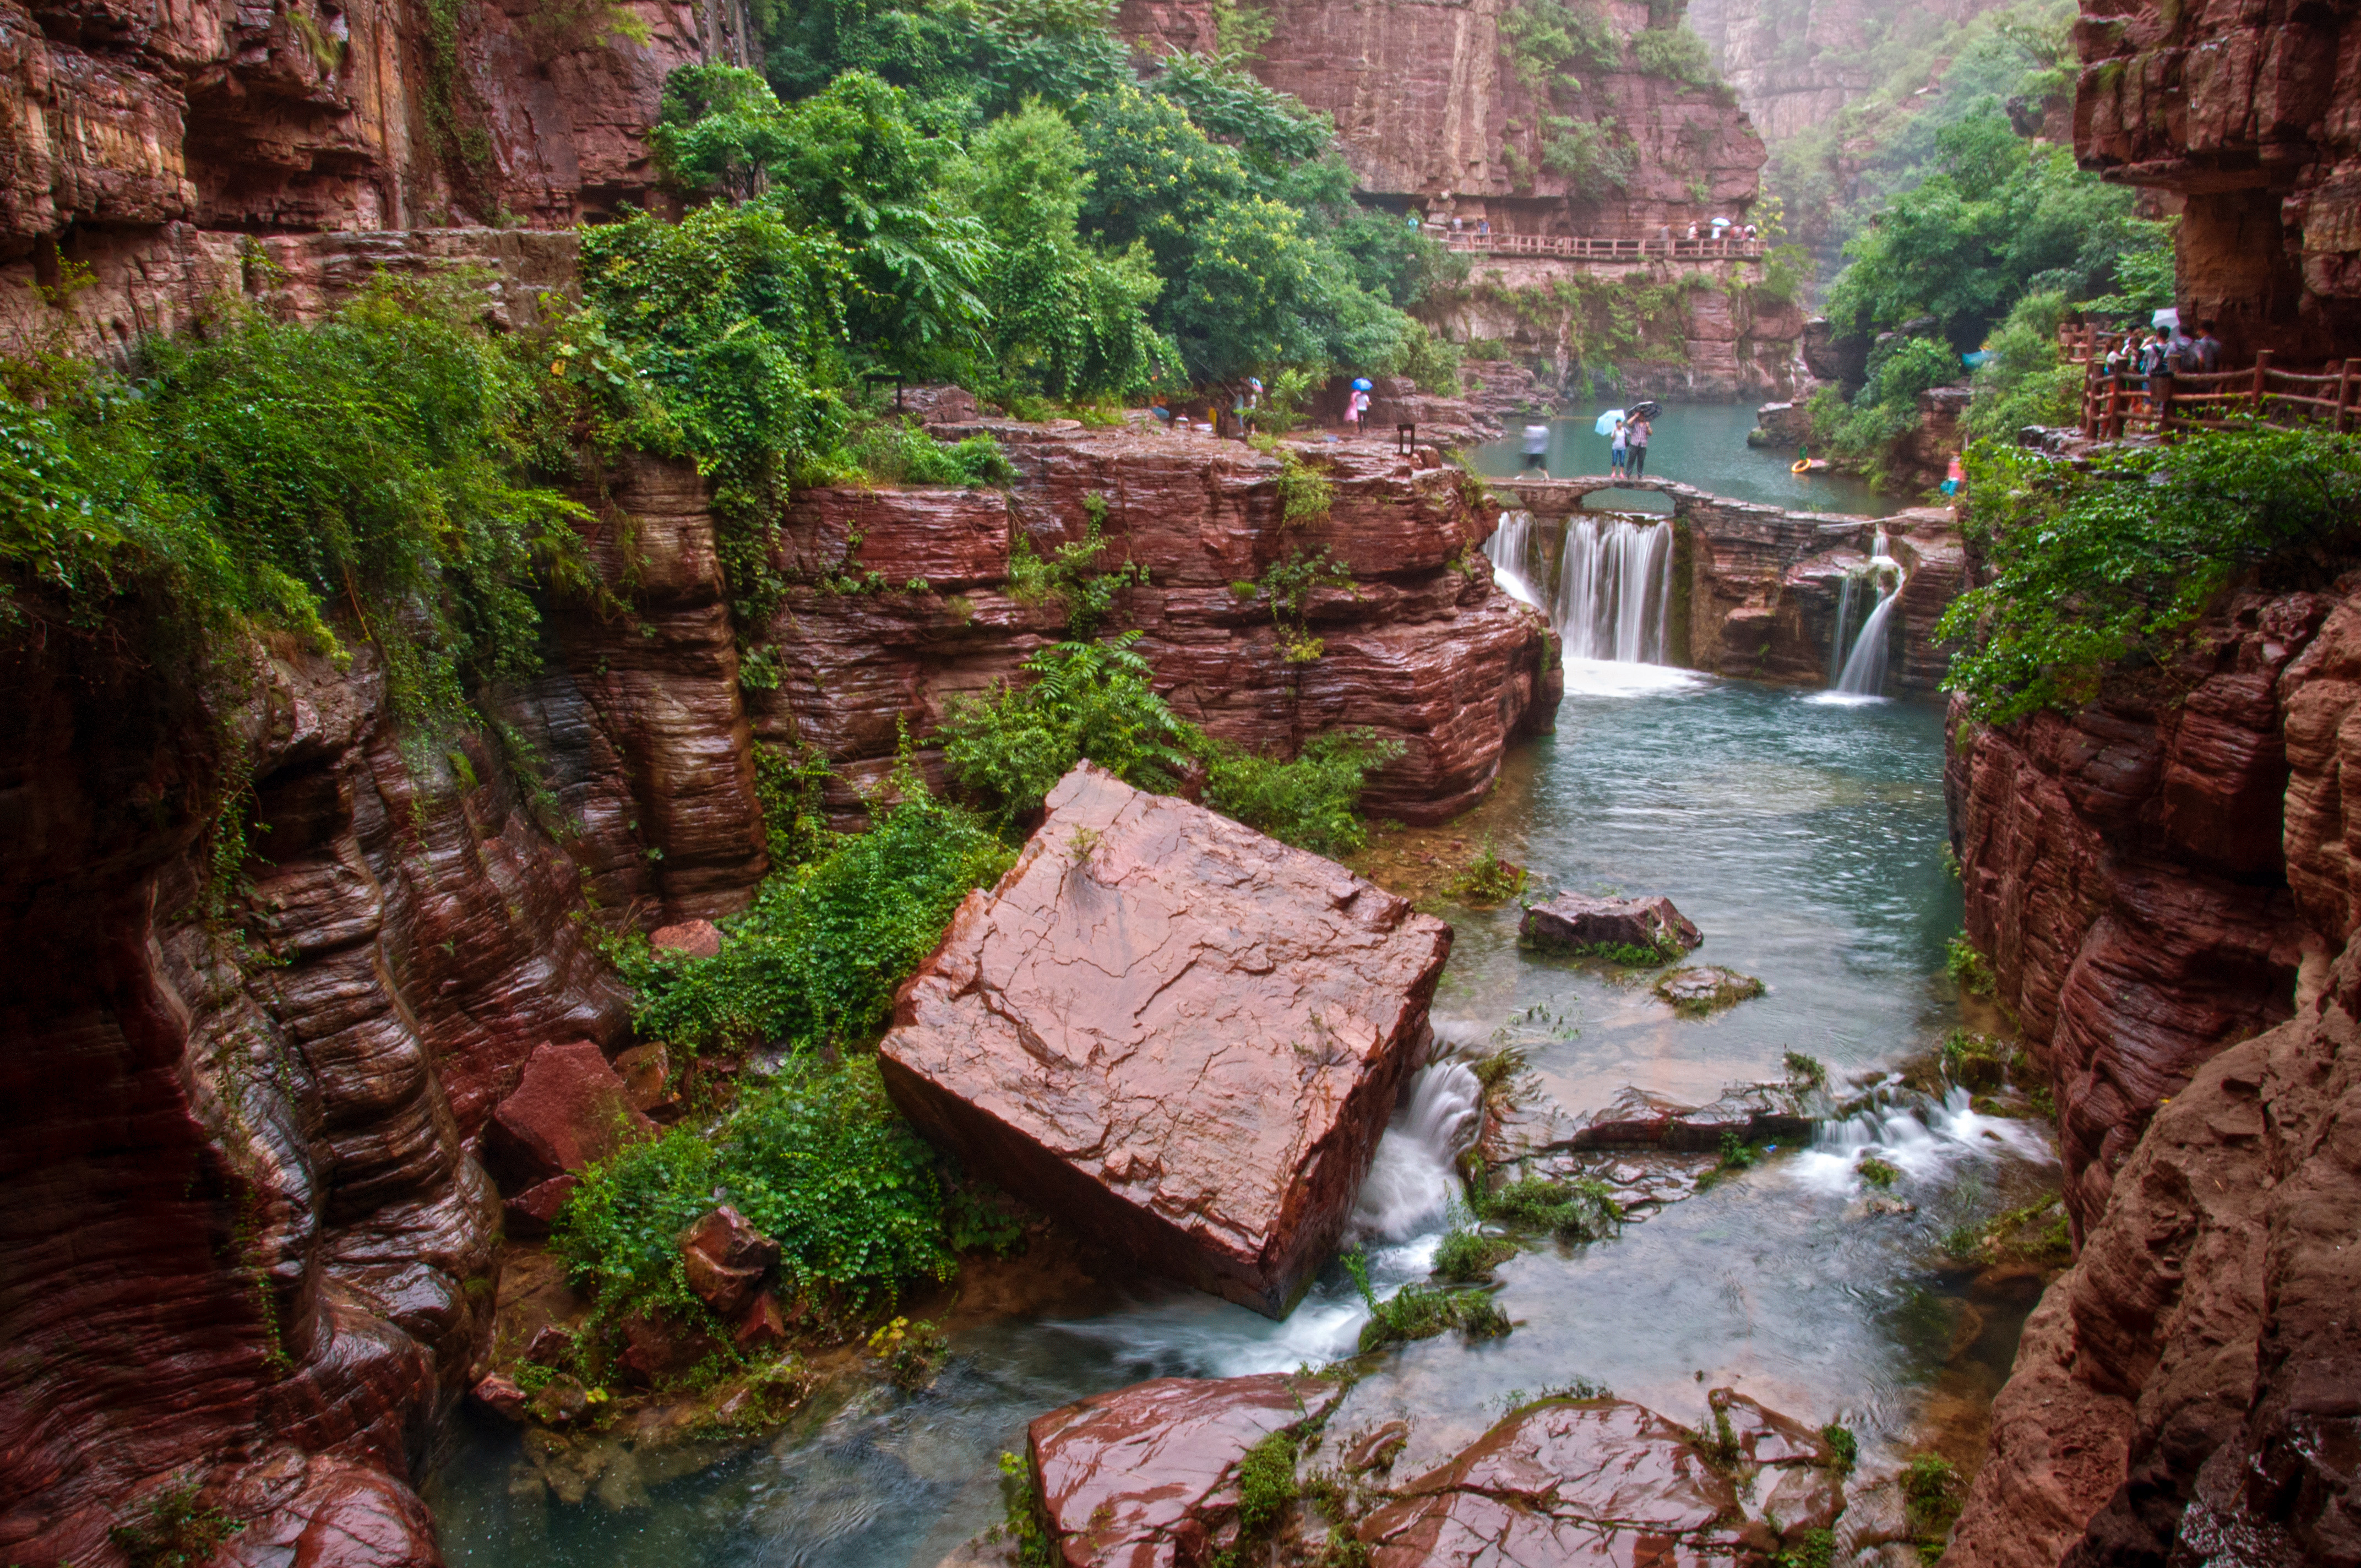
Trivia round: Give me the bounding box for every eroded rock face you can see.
[1520,891,1701,954]
[1029,1373,1343,1566]
[880,764,1452,1315]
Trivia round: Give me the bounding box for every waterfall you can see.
[1349,1061,1483,1244]
[1826,573,1858,686]
[1484,509,1545,612]
[1557,516,1674,663]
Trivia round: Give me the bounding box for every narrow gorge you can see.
[3,0,2359,1566]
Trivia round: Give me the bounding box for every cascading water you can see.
[1830,527,1903,697]
[1557,516,1674,663]
[1483,510,1546,613]
[1825,573,1858,686]
[1349,1060,1485,1243]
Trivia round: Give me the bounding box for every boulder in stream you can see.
[879,763,1452,1316]
[1520,891,1702,956]
[1655,965,1766,1015]
[1027,1373,1343,1567]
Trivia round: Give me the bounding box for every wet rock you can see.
[1519,891,1701,956]
[614,1041,677,1118]
[731,1293,789,1355]
[1711,1389,1831,1467]
[1356,1396,1755,1565]
[1028,1374,1343,1566]
[523,1325,574,1368]
[481,1039,656,1192]
[526,1374,592,1428]
[650,918,722,959]
[1342,1420,1412,1475]
[679,1205,780,1316]
[1655,966,1766,1015]
[471,1373,528,1423]
[504,1173,580,1239]
[880,763,1451,1316]
[616,1310,723,1388]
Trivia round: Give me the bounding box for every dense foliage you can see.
[552,1055,955,1329]
[0,284,585,731]
[1940,430,2361,723]
[625,769,1015,1053]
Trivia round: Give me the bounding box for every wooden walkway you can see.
[1433,233,1766,263]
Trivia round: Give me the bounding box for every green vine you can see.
[1256,546,1355,662]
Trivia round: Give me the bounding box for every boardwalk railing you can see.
[2074,334,2361,439]
[1436,232,1766,263]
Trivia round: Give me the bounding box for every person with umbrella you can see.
[1592,407,1626,476]
[1608,413,1629,477]
[1346,377,1373,435]
[1625,401,1656,477]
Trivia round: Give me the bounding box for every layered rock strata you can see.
[880,763,1453,1316]
[1946,590,2361,1562]
[2071,0,2361,360]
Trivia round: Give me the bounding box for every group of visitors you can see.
[1684,219,1760,244]
[1608,411,1652,478]
[2100,319,2223,411]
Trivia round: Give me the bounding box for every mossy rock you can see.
[1653,966,1764,1016]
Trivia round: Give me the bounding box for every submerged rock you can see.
[1655,966,1766,1015]
[1028,1374,1343,1567]
[1519,891,1702,956]
[879,763,1451,1316]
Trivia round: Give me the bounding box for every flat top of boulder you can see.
[650,918,722,959]
[1359,1397,1748,1564]
[481,1040,653,1190]
[1030,1373,1342,1564]
[1520,891,1701,952]
[880,763,1451,1298]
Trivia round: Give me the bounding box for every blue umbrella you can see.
[1351,377,1373,391]
[1593,408,1626,435]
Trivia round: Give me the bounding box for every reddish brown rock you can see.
[471,1373,529,1423]
[616,1310,723,1388]
[732,1293,789,1355]
[651,919,723,959]
[481,1041,654,1194]
[1027,1373,1343,1567]
[880,763,1452,1316]
[503,1175,580,1241]
[1356,1397,1756,1566]
[679,1205,780,1316]
[1520,891,1701,954]
[614,1041,676,1117]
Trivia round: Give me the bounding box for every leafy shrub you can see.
[627,771,1014,1053]
[867,1314,948,1389]
[1941,1030,2006,1089]
[1901,1452,1963,1544]
[1778,1527,1836,1568]
[1498,0,1619,91]
[1445,840,1526,905]
[1343,1247,1514,1351]
[1433,1212,1519,1281]
[1233,1429,1299,1537]
[1253,543,1354,662]
[110,1483,242,1568]
[1202,728,1403,857]
[845,418,1014,487]
[1782,1050,1828,1089]
[1855,1153,1900,1189]
[1809,334,1960,473]
[1630,24,1719,88]
[1820,1422,1858,1473]
[1961,288,2079,443]
[944,634,1192,819]
[0,283,585,732]
[1945,934,1995,995]
[1940,431,2361,724]
[1540,117,1638,197]
[553,1055,955,1325]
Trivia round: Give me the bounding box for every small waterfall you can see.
[1830,527,1903,698]
[1484,510,1546,612]
[1789,1082,2054,1194]
[1557,516,1675,663]
[1349,1061,1483,1244]
[1826,573,1858,686]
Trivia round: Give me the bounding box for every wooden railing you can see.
[1436,232,1766,262]
[2076,335,2361,439]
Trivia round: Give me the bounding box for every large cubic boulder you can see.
[480,1039,655,1200]
[1028,1374,1343,1566]
[879,763,1452,1316]
[1519,892,1701,955]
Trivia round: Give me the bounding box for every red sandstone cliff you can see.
[2073,0,2361,361]
[1944,586,2361,1565]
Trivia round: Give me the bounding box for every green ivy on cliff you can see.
[0,281,586,733]
[1940,429,2361,723]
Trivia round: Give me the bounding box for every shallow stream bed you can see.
[427,666,2056,1566]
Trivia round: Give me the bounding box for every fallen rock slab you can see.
[481,1039,655,1193]
[1028,1374,1343,1567]
[1520,891,1701,956]
[650,918,722,959]
[879,763,1451,1316]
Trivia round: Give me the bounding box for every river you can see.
[427,664,2054,1565]
[1467,402,1901,517]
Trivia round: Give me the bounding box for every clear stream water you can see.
[428,416,2045,1566]
[1467,402,1901,517]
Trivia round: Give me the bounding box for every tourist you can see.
[1521,420,1550,477]
[2195,319,2223,373]
[1608,417,1629,478]
[1345,384,1370,434]
[1477,217,1490,237]
[1407,210,1422,230]
[1686,221,1699,242]
[1451,214,1464,235]
[1628,411,1652,478]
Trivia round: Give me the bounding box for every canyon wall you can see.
[1686,0,2022,145]
[1945,586,2361,1568]
[2073,0,2361,362]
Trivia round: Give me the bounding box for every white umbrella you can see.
[1592,409,1625,435]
